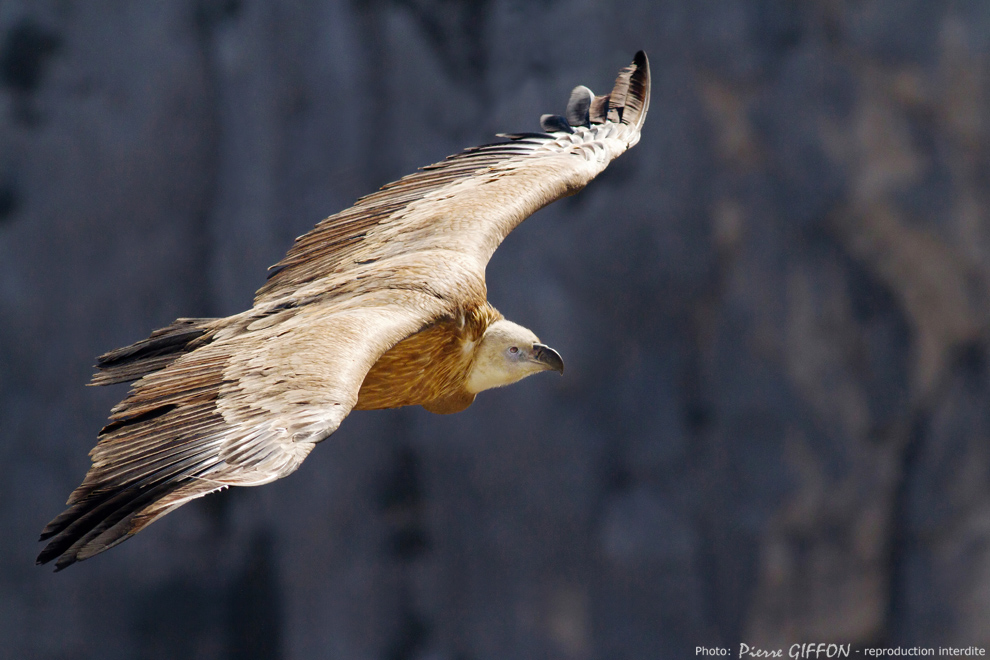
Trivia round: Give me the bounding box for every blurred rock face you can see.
[2,1,989,658]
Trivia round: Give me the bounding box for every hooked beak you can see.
[532,343,564,375]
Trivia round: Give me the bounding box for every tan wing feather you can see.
[38,286,457,570]
[258,51,650,304]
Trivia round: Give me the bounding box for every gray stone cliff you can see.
[2,1,989,658]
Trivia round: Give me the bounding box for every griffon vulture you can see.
[38,51,650,570]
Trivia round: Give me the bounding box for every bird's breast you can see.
[354,306,497,411]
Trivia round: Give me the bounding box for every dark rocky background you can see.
[2,1,990,658]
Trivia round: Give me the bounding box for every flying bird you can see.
[38,51,650,570]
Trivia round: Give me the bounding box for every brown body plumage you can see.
[38,52,651,570]
[357,302,503,414]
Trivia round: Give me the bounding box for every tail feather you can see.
[91,318,217,386]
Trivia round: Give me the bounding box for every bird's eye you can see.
[509,346,519,354]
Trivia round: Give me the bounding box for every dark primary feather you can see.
[540,114,574,133]
[565,85,593,127]
[607,50,650,128]
[588,94,610,124]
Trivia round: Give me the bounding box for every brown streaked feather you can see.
[421,390,476,415]
[589,95,610,124]
[356,302,502,411]
[606,51,650,129]
[90,317,218,386]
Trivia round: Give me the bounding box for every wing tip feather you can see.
[606,50,651,130]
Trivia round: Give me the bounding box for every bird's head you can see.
[464,319,564,394]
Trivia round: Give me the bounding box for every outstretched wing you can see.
[39,52,650,570]
[38,285,459,570]
[257,51,650,305]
